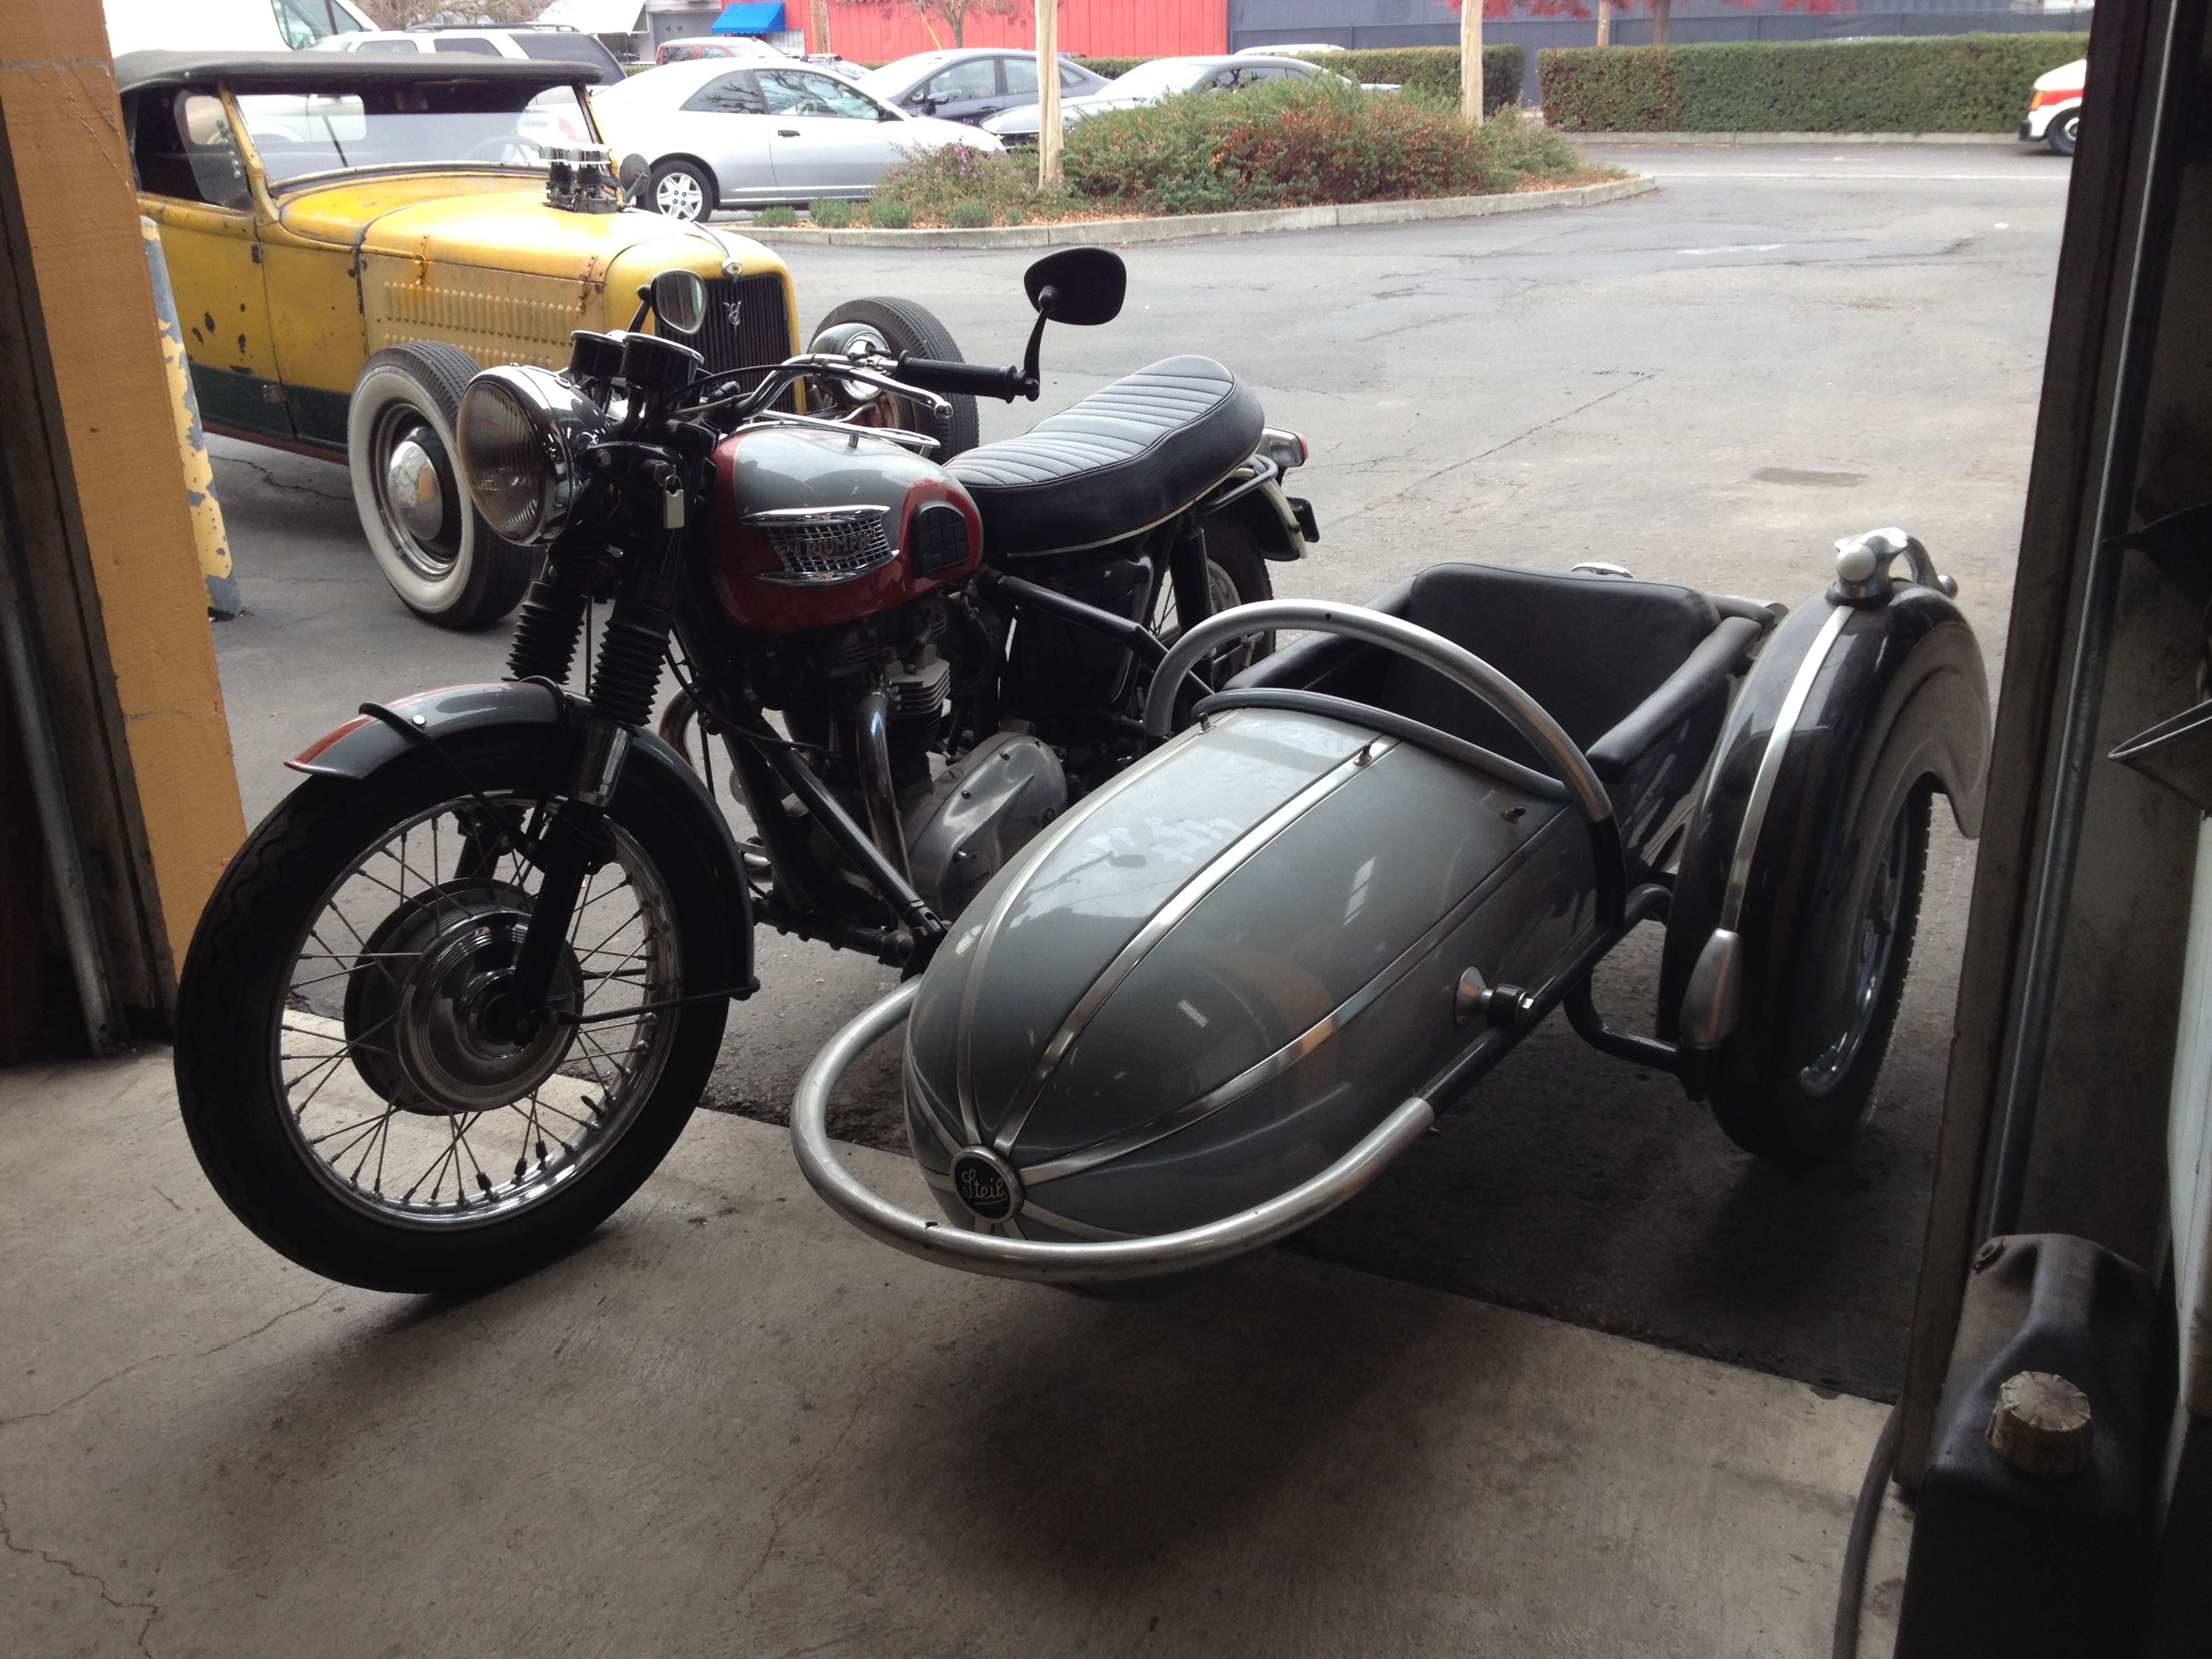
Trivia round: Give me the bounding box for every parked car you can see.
[591,58,1000,220]
[858,48,1111,127]
[983,54,1328,142]
[2020,57,2085,155]
[1233,41,1343,55]
[121,49,800,628]
[800,52,874,83]
[104,0,375,54]
[657,34,789,65]
[309,23,626,84]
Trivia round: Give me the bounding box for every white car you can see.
[983,54,1329,142]
[2020,57,2085,155]
[309,23,627,84]
[591,58,1000,220]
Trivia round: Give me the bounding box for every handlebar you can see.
[896,355,1035,403]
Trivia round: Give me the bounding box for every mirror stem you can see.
[1017,308,1048,401]
[628,284,652,334]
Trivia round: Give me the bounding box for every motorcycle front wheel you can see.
[174,730,733,1293]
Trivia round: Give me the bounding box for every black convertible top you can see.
[114,50,594,98]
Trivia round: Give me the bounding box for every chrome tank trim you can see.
[794,981,1438,1284]
[1017,803,1572,1187]
[987,736,1397,1158]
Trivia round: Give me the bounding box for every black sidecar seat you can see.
[947,356,1264,558]
[1231,562,1768,788]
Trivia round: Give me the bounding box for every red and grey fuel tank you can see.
[703,424,983,632]
[901,707,1593,1242]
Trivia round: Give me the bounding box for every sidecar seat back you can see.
[947,356,1264,558]
[1232,562,1769,863]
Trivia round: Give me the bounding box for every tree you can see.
[839,0,1029,49]
[357,0,539,25]
[1446,0,1593,118]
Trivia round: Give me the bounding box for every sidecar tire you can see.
[350,342,537,630]
[811,296,980,456]
[173,732,731,1293]
[1705,785,1931,1164]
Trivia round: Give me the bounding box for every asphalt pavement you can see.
[206,142,2071,1401]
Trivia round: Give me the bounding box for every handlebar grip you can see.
[896,355,1025,401]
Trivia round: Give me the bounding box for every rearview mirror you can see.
[652,268,706,337]
[618,152,649,204]
[1023,247,1125,327]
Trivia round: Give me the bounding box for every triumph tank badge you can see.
[951,1148,1021,1221]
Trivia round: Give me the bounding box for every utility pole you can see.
[1460,0,1483,127]
[1597,0,1612,47]
[1036,0,1062,184]
[810,0,830,55]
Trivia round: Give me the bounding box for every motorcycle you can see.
[173,249,1315,1292]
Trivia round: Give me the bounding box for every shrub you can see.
[1071,56,1145,81]
[947,199,992,228]
[1539,33,2091,133]
[1003,205,1025,226]
[874,144,1078,223]
[866,199,913,229]
[752,205,798,226]
[807,197,853,228]
[1065,78,1591,215]
[1288,45,1523,117]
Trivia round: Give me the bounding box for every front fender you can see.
[289,682,754,996]
[1658,585,1989,1043]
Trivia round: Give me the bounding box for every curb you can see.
[730,175,1656,249]
[1566,130,2021,146]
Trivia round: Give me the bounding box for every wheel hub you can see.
[385,435,447,543]
[344,882,581,1115]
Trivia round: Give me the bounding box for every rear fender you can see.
[1205,480,1307,561]
[289,682,754,994]
[1658,585,1989,1046]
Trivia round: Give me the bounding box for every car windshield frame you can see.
[222,79,600,190]
[1097,60,1217,100]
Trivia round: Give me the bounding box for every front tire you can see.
[349,342,537,630]
[174,729,733,1292]
[2048,109,2079,157]
[650,157,716,222]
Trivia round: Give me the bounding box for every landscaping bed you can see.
[751,79,1614,233]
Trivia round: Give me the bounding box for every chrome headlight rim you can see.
[456,365,605,547]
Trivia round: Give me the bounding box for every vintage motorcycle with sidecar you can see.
[174,249,1315,1292]
[792,531,1990,1283]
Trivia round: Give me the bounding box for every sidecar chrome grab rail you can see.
[790,981,1439,1284]
[1144,602,1614,827]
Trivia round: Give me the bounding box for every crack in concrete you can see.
[0,1288,336,1429]
[1360,371,1657,511]
[0,1488,161,1656]
[211,453,352,503]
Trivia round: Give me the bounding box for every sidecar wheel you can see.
[810,297,979,457]
[1706,785,1931,1164]
[350,342,537,630]
[173,729,731,1292]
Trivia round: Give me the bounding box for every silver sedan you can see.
[592,58,1000,220]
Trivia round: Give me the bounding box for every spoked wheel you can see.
[1153,525,1275,681]
[176,733,732,1292]
[1706,783,1931,1164]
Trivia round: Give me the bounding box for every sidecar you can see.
[792,531,1989,1283]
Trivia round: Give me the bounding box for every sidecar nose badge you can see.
[951,1147,1023,1222]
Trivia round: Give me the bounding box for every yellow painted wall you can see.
[0,0,245,984]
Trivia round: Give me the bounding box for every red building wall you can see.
[814,0,1225,65]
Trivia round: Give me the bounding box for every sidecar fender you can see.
[287,682,754,990]
[1658,585,1989,1048]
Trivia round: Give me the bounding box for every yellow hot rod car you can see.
[119,50,801,628]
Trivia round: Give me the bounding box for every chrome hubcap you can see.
[386,436,447,543]
[1799,803,1912,1095]
[373,410,462,583]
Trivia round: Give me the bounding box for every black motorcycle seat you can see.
[947,356,1265,558]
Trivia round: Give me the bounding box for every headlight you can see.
[456,365,605,546]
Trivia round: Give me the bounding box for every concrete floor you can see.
[0,1048,1912,1658]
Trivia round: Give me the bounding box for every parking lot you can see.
[207,142,2069,1403]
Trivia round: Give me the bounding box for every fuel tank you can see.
[704,424,983,632]
[902,706,1593,1242]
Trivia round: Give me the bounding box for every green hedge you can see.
[1072,56,1146,80]
[1538,33,2089,132]
[1288,46,1524,116]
